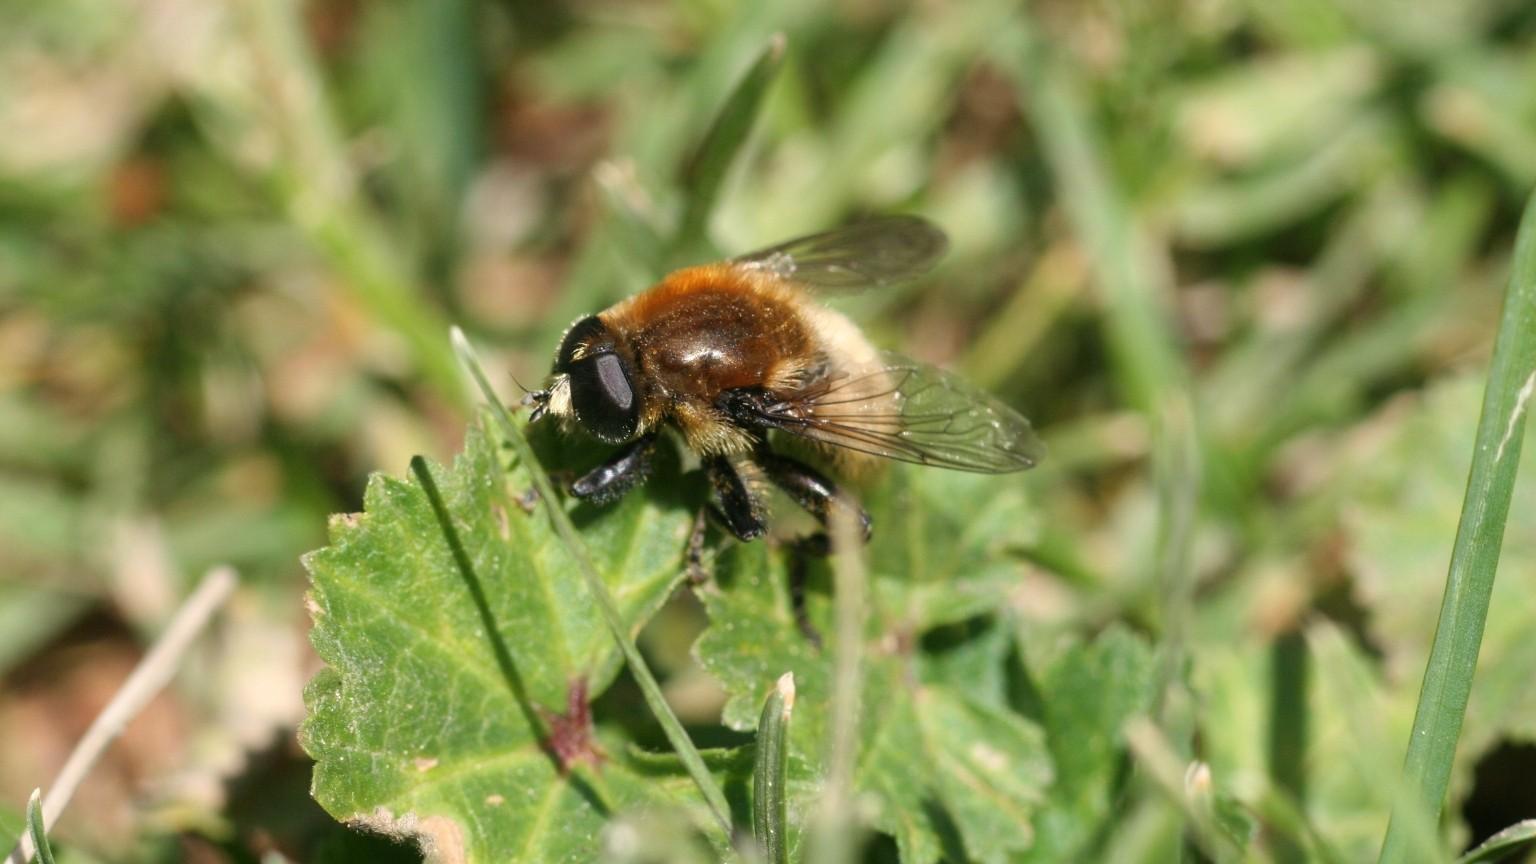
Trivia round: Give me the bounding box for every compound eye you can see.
[569,352,639,443]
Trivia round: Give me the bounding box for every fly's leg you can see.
[757,448,872,544]
[685,509,710,584]
[787,550,823,649]
[570,433,657,504]
[703,455,767,541]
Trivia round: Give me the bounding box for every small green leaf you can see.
[301,418,698,862]
[1457,820,1536,864]
[694,466,1050,863]
[753,672,794,864]
[866,464,1039,628]
[1024,627,1157,862]
[26,789,55,864]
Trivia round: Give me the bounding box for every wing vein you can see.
[738,354,1043,474]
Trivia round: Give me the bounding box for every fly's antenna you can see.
[525,392,550,423]
[507,373,550,422]
[522,387,551,423]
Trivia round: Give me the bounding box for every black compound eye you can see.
[593,354,633,411]
[569,352,639,444]
[556,316,610,372]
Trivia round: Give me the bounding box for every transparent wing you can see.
[731,215,949,292]
[746,355,1044,473]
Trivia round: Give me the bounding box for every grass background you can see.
[2,0,1535,860]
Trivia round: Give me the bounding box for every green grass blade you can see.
[1378,188,1536,862]
[1456,820,1536,864]
[448,328,733,839]
[677,34,786,246]
[25,790,55,864]
[752,672,794,864]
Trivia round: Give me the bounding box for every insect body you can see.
[528,216,1043,542]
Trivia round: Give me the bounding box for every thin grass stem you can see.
[807,506,869,864]
[5,569,237,864]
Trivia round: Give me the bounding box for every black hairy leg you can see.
[570,433,657,504]
[757,447,872,543]
[704,455,766,541]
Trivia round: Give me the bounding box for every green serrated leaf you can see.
[697,539,825,737]
[694,466,1050,863]
[917,616,1014,710]
[1024,626,1157,862]
[301,417,697,862]
[866,464,1038,628]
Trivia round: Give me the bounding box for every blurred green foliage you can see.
[3,0,1536,861]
